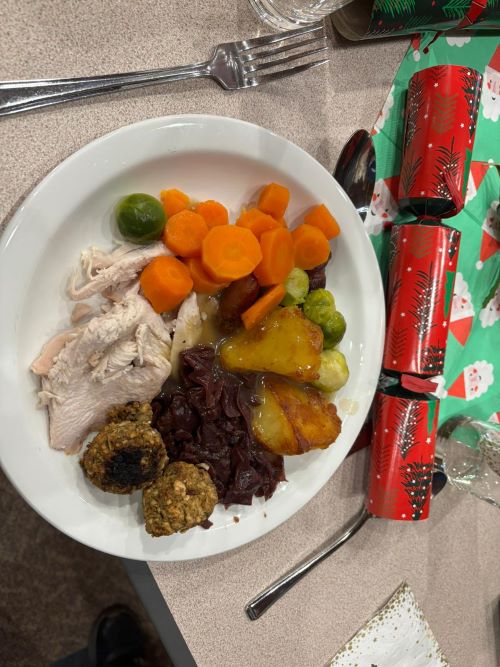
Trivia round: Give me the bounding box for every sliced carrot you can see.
[185,257,227,295]
[140,256,193,313]
[195,200,229,228]
[253,227,294,287]
[160,189,189,217]
[163,210,209,258]
[241,284,286,330]
[276,217,288,227]
[257,183,290,220]
[202,225,263,282]
[292,224,331,270]
[304,204,340,240]
[236,208,281,239]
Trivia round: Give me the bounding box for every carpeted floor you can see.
[0,469,171,667]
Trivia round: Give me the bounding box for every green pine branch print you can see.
[409,264,439,342]
[431,92,458,135]
[431,137,461,199]
[408,228,436,260]
[374,0,416,17]
[443,0,471,19]
[394,400,423,459]
[400,152,423,197]
[399,460,433,520]
[403,15,435,29]
[405,74,424,150]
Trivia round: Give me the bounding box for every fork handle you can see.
[245,505,371,621]
[0,61,211,117]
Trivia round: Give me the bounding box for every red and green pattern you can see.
[367,386,439,521]
[384,223,461,376]
[398,65,482,217]
[370,0,500,36]
[370,33,499,425]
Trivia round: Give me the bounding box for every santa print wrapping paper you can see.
[398,65,482,217]
[370,32,499,427]
[384,223,460,376]
[367,387,439,521]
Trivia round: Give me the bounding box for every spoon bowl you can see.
[334,129,376,221]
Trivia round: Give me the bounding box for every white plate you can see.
[0,115,384,561]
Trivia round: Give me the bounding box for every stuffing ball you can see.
[143,461,218,537]
[106,401,153,424]
[81,421,167,494]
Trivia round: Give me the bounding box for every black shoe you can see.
[88,604,146,667]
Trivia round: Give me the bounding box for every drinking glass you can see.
[436,416,500,508]
[248,0,356,31]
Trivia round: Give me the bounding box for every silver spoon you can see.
[333,129,376,222]
[245,467,447,620]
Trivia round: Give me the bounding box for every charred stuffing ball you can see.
[143,462,218,537]
[81,421,167,494]
[106,401,153,424]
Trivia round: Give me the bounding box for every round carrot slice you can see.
[253,227,294,287]
[292,224,330,270]
[195,200,229,228]
[140,256,193,313]
[202,225,263,282]
[185,257,227,295]
[257,183,290,220]
[304,204,340,240]
[163,210,209,258]
[236,208,280,239]
[160,189,190,217]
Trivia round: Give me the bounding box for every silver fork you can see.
[0,23,329,117]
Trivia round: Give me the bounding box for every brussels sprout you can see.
[323,311,346,349]
[312,349,349,393]
[303,288,336,327]
[115,193,166,244]
[281,268,309,306]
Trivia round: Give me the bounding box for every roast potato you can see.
[252,376,342,455]
[219,306,322,382]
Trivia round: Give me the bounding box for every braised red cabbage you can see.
[151,345,285,506]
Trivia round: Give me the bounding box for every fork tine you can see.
[242,35,327,62]
[247,58,329,86]
[237,22,324,52]
[244,43,329,74]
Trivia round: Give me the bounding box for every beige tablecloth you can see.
[1,2,499,666]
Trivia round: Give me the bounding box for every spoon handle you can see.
[245,505,370,620]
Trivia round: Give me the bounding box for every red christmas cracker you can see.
[398,65,482,218]
[383,222,461,376]
[366,386,440,521]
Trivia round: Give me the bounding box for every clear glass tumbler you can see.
[248,0,356,31]
[436,416,500,508]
